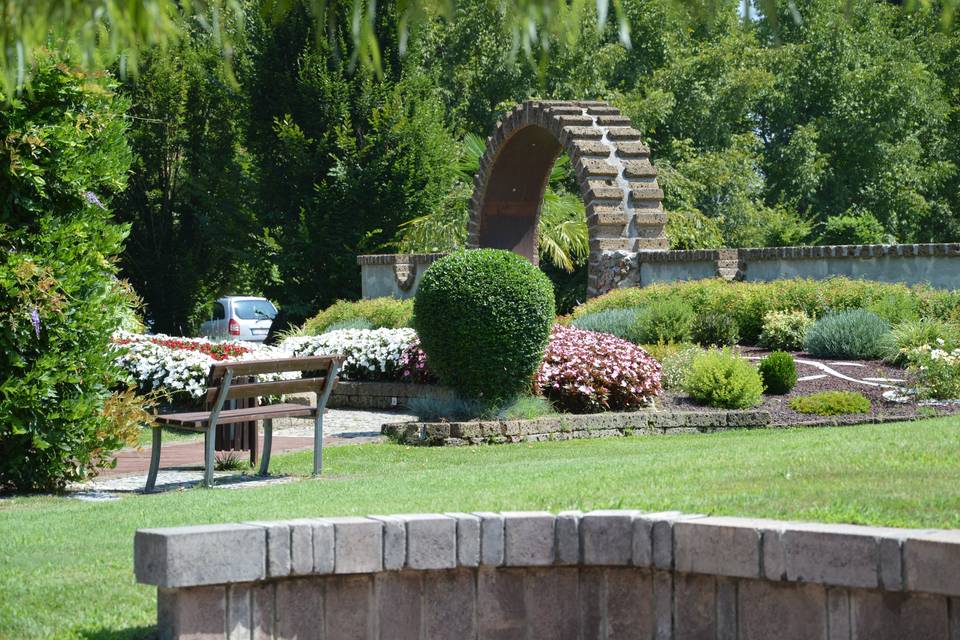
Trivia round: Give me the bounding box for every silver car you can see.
[199,296,278,343]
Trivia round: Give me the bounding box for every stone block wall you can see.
[136,510,960,639]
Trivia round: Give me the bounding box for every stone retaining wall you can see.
[382,409,772,446]
[327,381,452,410]
[135,510,960,639]
[360,243,960,300]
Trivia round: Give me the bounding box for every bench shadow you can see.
[77,625,155,640]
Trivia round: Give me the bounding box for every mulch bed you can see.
[656,347,960,427]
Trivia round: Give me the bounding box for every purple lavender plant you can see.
[30,308,41,338]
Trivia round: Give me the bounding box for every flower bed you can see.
[283,328,431,383]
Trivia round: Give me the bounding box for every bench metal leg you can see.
[145,428,162,493]
[313,410,324,476]
[204,427,216,488]
[258,419,273,477]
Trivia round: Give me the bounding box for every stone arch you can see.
[467,100,667,297]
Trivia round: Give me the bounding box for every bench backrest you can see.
[203,355,344,405]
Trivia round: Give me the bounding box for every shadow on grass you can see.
[78,626,155,640]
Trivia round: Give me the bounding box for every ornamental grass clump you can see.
[758,352,798,394]
[414,250,555,402]
[571,308,644,343]
[536,325,662,413]
[804,310,891,359]
[682,349,764,409]
[690,312,740,347]
[302,297,413,335]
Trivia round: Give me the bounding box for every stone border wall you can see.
[135,510,960,639]
[326,381,452,410]
[382,409,772,446]
[359,243,960,300]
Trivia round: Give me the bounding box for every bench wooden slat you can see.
[209,355,343,379]
[203,376,328,405]
[155,403,317,429]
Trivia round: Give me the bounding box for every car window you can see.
[212,302,225,320]
[233,299,277,320]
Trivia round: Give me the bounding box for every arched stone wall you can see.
[467,100,667,297]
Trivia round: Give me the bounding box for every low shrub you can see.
[682,349,764,409]
[571,308,643,343]
[642,341,698,363]
[758,310,813,351]
[414,250,555,402]
[804,310,891,359]
[536,325,662,413]
[660,346,705,390]
[497,396,556,420]
[303,298,413,335]
[631,299,694,344]
[758,352,798,394]
[323,318,374,333]
[690,312,740,347]
[570,277,954,345]
[904,345,960,400]
[407,395,488,421]
[788,391,871,415]
[882,319,960,366]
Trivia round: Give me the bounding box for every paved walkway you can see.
[70,409,417,496]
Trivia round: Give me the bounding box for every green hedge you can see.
[414,249,555,402]
[302,297,413,335]
[571,277,960,345]
[1,56,136,491]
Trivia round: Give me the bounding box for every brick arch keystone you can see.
[467,100,667,297]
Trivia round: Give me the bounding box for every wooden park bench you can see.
[145,355,343,492]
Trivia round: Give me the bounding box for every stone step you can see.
[597,115,632,127]
[573,140,613,156]
[634,212,669,226]
[576,158,619,179]
[587,206,629,227]
[561,126,603,143]
[623,160,658,178]
[616,142,651,157]
[631,187,665,204]
[606,127,643,141]
[585,105,620,116]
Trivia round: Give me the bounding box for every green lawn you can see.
[3,418,960,639]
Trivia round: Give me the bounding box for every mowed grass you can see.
[3,417,960,639]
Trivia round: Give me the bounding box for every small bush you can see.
[303,298,413,335]
[536,325,662,413]
[804,310,891,359]
[683,349,764,409]
[407,395,488,421]
[758,352,798,395]
[758,310,813,351]
[904,345,960,400]
[631,299,694,344]
[497,396,556,420]
[691,312,740,347]
[642,341,697,363]
[571,308,643,343]
[414,250,555,402]
[323,318,374,333]
[660,346,705,390]
[789,391,871,415]
[882,319,960,366]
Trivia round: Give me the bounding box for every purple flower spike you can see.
[83,191,105,209]
[30,308,41,339]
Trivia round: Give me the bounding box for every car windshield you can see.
[233,299,277,321]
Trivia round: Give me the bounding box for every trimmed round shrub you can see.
[683,349,764,409]
[414,250,555,402]
[690,312,740,347]
[803,310,891,359]
[758,352,798,395]
[789,391,871,416]
[571,308,644,344]
[536,325,661,413]
[758,310,813,351]
[303,297,413,335]
[631,299,694,344]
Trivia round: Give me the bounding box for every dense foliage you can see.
[803,310,891,360]
[789,391,872,416]
[414,250,555,402]
[536,325,662,413]
[0,57,136,490]
[683,350,764,409]
[302,298,414,336]
[758,352,798,395]
[573,277,959,345]
[691,312,740,347]
[759,310,814,352]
